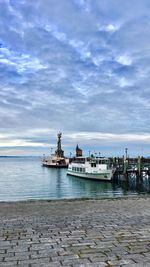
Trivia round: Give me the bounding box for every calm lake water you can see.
[0,157,149,202]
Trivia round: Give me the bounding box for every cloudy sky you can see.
[0,0,150,156]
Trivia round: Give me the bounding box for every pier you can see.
[110,156,150,177]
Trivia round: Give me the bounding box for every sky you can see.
[0,0,150,157]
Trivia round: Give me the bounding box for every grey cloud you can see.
[0,0,150,155]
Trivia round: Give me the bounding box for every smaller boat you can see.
[42,132,69,168]
[42,155,69,168]
[67,157,115,181]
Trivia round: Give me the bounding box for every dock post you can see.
[112,157,117,168]
[123,156,129,181]
[123,157,128,175]
[137,156,141,176]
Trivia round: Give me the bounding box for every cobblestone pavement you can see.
[0,197,150,267]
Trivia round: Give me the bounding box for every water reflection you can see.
[114,173,150,195]
[67,174,115,198]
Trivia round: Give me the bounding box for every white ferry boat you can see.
[67,157,115,181]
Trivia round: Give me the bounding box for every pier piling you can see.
[111,156,150,178]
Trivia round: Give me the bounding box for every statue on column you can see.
[55,132,64,158]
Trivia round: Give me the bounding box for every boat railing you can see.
[71,157,111,165]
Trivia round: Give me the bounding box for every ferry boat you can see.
[42,155,69,168]
[42,132,69,168]
[67,157,115,181]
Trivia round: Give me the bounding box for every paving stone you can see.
[0,262,18,267]
[107,258,135,266]
[0,197,150,267]
[61,258,91,266]
[73,263,108,267]
[122,263,150,267]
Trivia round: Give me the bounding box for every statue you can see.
[55,132,64,158]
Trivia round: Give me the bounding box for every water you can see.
[0,157,149,202]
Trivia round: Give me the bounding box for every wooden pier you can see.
[110,156,150,177]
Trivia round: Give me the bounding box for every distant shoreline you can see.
[0,155,41,157]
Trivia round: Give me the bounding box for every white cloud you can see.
[45,24,67,42]
[105,24,119,32]
[0,46,47,73]
[65,132,150,143]
[0,58,15,65]
[69,39,91,59]
[0,0,150,155]
[118,77,133,88]
[1,131,150,150]
[116,55,132,66]
[98,23,120,33]
[17,57,47,73]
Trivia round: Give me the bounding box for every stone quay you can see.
[0,197,150,267]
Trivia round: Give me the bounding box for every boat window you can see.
[72,167,85,172]
[91,163,96,167]
[74,158,85,164]
[99,160,107,164]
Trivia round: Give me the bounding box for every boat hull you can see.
[67,170,113,181]
[42,162,68,168]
